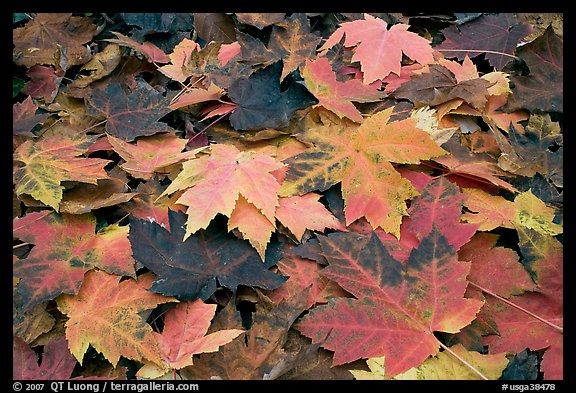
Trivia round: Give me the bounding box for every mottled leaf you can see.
[57,271,176,366]
[13,127,111,211]
[406,176,477,251]
[497,113,563,187]
[13,211,137,310]
[393,344,509,380]
[296,227,483,378]
[280,107,447,237]
[267,13,322,79]
[463,189,562,236]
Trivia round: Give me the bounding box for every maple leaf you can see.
[497,113,563,187]
[180,291,308,380]
[463,188,563,236]
[106,133,205,180]
[123,178,186,232]
[296,227,483,378]
[129,209,287,301]
[13,13,96,68]
[276,193,345,241]
[168,82,226,111]
[13,96,50,137]
[234,14,321,81]
[226,195,276,260]
[266,254,350,309]
[482,237,563,380]
[266,13,322,79]
[85,81,176,142]
[302,57,386,123]
[236,13,286,29]
[225,186,342,259]
[56,270,176,366]
[193,13,237,44]
[162,40,251,90]
[161,143,284,241]
[280,107,447,237]
[352,344,508,380]
[68,44,122,89]
[505,26,563,113]
[13,301,55,344]
[13,127,111,211]
[395,344,509,380]
[405,176,478,251]
[13,337,77,379]
[59,178,139,214]
[235,30,280,69]
[13,211,137,311]
[21,65,64,103]
[319,13,435,83]
[105,31,170,64]
[136,300,244,378]
[391,64,493,110]
[432,134,518,193]
[435,13,531,70]
[158,38,201,82]
[227,61,317,130]
[459,233,537,298]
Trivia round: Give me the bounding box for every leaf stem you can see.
[437,49,520,61]
[468,281,563,333]
[13,242,30,250]
[78,119,107,134]
[437,340,489,380]
[197,112,231,134]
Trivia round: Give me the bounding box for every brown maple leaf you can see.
[13,13,96,68]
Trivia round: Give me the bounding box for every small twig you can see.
[13,242,31,250]
[469,281,563,333]
[197,112,231,135]
[104,212,132,228]
[437,340,489,380]
[78,119,107,134]
[437,49,520,61]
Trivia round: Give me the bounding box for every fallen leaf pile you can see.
[13,12,563,381]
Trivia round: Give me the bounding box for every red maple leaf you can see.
[296,227,483,378]
[319,13,435,83]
